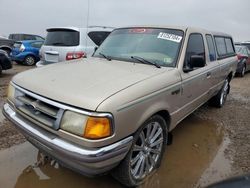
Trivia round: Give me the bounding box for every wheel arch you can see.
[227,71,233,82]
[0,46,12,54]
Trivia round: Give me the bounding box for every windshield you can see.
[44,29,79,46]
[94,28,184,67]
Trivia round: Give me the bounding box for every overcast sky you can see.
[0,0,249,41]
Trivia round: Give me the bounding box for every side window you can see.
[225,38,234,54]
[31,42,43,48]
[243,48,248,56]
[206,35,216,62]
[185,33,205,68]
[88,31,111,46]
[35,36,44,40]
[214,37,227,56]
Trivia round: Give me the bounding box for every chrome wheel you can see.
[25,56,35,66]
[220,80,229,106]
[130,121,164,180]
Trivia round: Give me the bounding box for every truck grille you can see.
[16,92,62,129]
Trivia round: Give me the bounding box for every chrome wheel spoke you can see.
[150,137,163,148]
[148,154,155,166]
[145,156,151,173]
[139,131,146,146]
[150,128,162,144]
[133,144,143,152]
[138,156,145,178]
[131,153,141,166]
[132,155,143,176]
[149,123,157,140]
[150,148,161,154]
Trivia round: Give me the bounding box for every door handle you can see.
[171,88,181,95]
[206,72,211,78]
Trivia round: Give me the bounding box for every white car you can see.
[36,26,113,66]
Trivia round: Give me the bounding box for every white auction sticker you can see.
[157,32,182,43]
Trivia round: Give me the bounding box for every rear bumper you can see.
[36,60,57,67]
[3,103,133,176]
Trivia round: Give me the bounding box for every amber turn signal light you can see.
[84,117,112,139]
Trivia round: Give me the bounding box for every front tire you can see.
[24,56,36,66]
[112,115,167,187]
[209,79,229,108]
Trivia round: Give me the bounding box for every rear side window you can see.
[225,38,234,54]
[44,29,79,46]
[88,31,111,46]
[215,37,227,56]
[206,35,216,61]
[215,36,235,58]
[185,33,205,67]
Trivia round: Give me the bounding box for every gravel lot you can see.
[0,63,249,187]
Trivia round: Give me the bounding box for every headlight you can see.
[7,83,15,102]
[60,111,112,139]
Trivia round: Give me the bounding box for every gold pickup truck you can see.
[3,26,237,187]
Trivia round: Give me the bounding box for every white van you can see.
[36,26,114,66]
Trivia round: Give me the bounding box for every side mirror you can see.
[189,55,205,68]
[183,55,205,73]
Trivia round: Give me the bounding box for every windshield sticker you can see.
[163,57,172,63]
[157,32,182,43]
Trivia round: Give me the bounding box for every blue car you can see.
[10,40,44,65]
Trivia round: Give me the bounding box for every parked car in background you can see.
[8,33,44,41]
[240,41,250,50]
[4,26,237,187]
[0,49,12,74]
[0,36,14,55]
[235,45,250,77]
[10,40,44,66]
[36,26,113,66]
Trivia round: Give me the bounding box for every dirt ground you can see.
[0,63,249,187]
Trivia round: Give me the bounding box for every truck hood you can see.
[13,57,169,111]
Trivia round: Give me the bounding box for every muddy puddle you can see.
[0,115,226,188]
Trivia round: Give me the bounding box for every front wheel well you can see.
[154,110,171,130]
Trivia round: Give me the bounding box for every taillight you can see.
[237,54,242,59]
[66,51,86,61]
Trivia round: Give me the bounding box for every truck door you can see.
[176,33,212,123]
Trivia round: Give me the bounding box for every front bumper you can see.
[3,103,133,176]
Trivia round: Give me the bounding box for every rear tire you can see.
[240,65,246,77]
[24,56,36,66]
[209,79,229,108]
[0,65,2,75]
[112,115,167,187]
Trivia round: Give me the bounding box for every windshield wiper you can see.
[131,56,161,68]
[99,53,111,61]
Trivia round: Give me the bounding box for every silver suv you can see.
[36,26,113,66]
